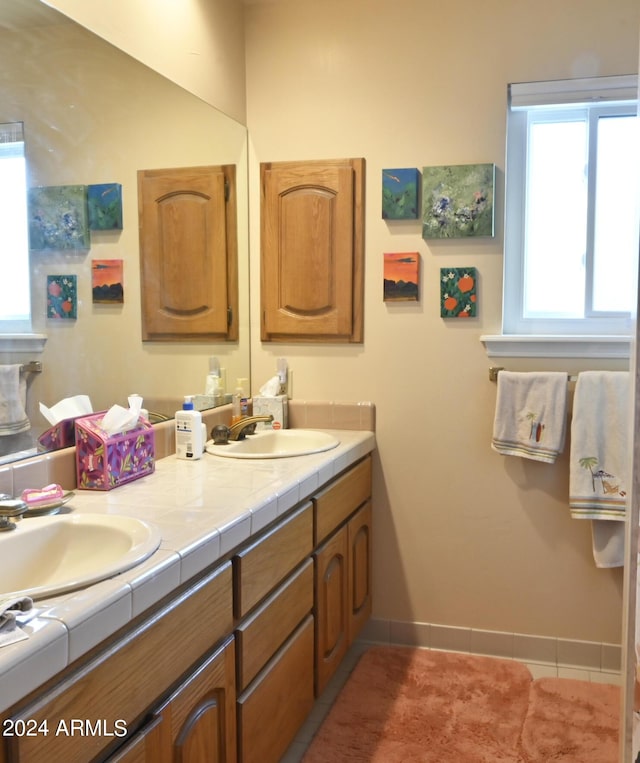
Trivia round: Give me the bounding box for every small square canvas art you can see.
[92,259,124,303]
[384,252,419,301]
[422,164,495,239]
[47,275,77,319]
[440,267,477,318]
[28,185,89,250]
[88,183,123,230]
[382,168,420,219]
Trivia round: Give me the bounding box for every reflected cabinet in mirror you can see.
[0,0,250,464]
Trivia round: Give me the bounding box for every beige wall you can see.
[45,0,247,124]
[244,0,640,644]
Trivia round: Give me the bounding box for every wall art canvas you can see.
[422,164,495,239]
[28,185,89,250]
[440,267,477,318]
[382,168,420,219]
[88,183,123,230]
[92,259,124,303]
[384,252,419,301]
[47,275,77,319]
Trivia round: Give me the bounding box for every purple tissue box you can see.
[75,413,155,490]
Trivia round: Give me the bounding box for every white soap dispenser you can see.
[175,395,203,460]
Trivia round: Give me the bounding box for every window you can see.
[498,75,639,352]
[0,122,31,332]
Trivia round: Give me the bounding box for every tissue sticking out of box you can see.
[259,376,281,397]
[39,395,93,426]
[99,394,144,436]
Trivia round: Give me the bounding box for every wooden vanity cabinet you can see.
[0,453,373,763]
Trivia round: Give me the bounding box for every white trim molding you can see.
[480,334,631,359]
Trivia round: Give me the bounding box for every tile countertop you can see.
[0,428,375,715]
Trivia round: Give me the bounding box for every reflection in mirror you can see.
[0,0,250,464]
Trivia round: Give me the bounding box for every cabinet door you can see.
[138,164,238,341]
[156,636,237,763]
[314,525,349,696]
[260,158,364,342]
[348,500,372,645]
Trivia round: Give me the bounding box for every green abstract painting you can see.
[28,185,89,250]
[88,183,123,230]
[382,168,420,219]
[422,164,494,239]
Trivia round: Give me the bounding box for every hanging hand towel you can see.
[569,371,629,521]
[491,371,568,463]
[0,365,30,436]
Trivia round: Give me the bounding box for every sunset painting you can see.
[92,259,124,303]
[383,252,419,301]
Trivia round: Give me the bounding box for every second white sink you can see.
[1,513,161,601]
[206,429,340,459]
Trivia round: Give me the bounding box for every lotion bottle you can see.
[175,395,203,460]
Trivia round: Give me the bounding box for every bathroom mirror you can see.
[0,0,250,462]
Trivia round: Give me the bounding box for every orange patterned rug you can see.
[302,646,619,763]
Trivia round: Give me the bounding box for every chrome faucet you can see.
[0,497,28,532]
[211,414,274,444]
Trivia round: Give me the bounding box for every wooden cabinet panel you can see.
[314,456,371,545]
[348,500,373,644]
[108,716,163,762]
[234,502,313,618]
[138,164,238,341]
[4,563,233,763]
[155,637,237,763]
[237,616,315,763]
[260,157,365,342]
[314,526,349,696]
[235,559,313,691]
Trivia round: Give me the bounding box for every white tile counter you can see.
[0,429,375,714]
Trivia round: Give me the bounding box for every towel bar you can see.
[19,361,42,374]
[489,366,577,383]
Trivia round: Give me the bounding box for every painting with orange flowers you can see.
[92,259,124,303]
[47,275,77,319]
[440,267,477,318]
[384,252,419,301]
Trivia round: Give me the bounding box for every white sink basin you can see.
[0,513,161,601]
[206,429,340,459]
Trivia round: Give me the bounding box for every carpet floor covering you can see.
[302,645,619,762]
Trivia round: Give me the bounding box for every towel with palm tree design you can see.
[569,372,629,520]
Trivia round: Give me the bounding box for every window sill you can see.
[0,334,47,352]
[480,334,631,359]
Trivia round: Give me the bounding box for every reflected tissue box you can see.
[75,413,155,490]
[38,417,79,451]
[252,395,288,430]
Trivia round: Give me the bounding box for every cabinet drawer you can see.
[234,502,313,618]
[4,563,233,763]
[314,456,371,544]
[237,616,315,763]
[236,558,313,692]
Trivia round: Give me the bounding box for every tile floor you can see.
[280,639,623,762]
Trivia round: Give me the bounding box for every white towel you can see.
[491,371,568,463]
[0,365,30,436]
[0,596,33,634]
[569,371,629,521]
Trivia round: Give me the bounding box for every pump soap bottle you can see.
[175,396,204,460]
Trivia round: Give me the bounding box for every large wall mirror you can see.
[0,0,250,463]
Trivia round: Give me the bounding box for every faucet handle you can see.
[0,499,28,532]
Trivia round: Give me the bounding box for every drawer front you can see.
[314,455,371,544]
[4,562,233,763]
[236,559,313,692]
[234,502,313,618]
[237,616,315,763]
